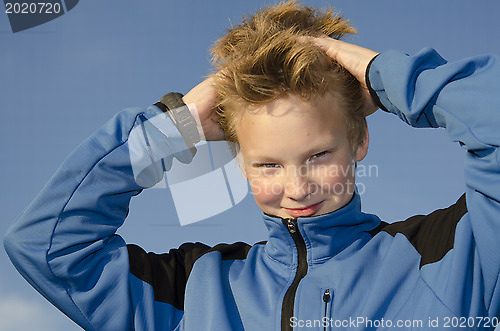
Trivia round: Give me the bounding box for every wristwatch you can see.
[155,92,201,152]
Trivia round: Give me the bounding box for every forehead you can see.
[239,92,344,122]
[235,93,350,157]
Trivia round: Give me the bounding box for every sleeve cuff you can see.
[365,54,390,113]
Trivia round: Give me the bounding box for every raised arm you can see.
[4,78,222,330]
[313,36,500,317]
[368,47,500,316]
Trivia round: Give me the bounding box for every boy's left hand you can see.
[311,37,379,117]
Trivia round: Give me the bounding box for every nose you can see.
[284,170,310,201]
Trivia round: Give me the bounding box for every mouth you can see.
[283,201,324,218]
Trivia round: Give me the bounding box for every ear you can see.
[355,129,369,162]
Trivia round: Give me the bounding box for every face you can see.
[237,93,368,219]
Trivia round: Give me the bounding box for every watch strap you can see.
[155,92,201,151]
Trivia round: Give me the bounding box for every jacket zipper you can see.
[322,289,332,331]
[281,218,308,331]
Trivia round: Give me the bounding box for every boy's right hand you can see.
[182,77,225,141]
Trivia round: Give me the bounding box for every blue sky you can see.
[1,1,500,329]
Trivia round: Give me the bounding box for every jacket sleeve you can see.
[4,106,195,330]
[367,49,500,317]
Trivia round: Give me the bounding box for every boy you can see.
[5,1,500,330]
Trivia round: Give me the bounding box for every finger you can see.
[308,36,345,60]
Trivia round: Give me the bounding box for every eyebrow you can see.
[246,142,339,163]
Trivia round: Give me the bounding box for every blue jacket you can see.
[5,48,500,330]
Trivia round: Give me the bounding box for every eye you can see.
[259,163,281,168]
[309,151,330,161]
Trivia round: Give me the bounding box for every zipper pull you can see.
[323,289,332,331]
[286,218,296,233]
[323,289,331,303]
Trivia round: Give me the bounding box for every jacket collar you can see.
[262,193,381,266]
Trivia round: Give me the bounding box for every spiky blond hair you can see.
[212,1,367,153]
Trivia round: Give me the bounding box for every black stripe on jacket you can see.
[368,194,467,268]
[127,241,265,310]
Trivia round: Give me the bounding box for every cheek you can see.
[248,176,283,206]
[314,162,356,194]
